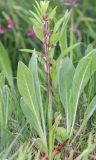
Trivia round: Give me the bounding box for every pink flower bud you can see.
[7,20,14,29]
[27,28,36,39]
[0,27,5,35]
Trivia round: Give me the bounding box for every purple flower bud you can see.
[27,28,36,39]
[7,20,14,29]
[0,27,5,35]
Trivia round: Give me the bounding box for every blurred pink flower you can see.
[60,0,79,7]
[28,28,36,39]
[7,20,14,29]
[0,27,5,35]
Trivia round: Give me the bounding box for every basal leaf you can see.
[29,52,46,138]
[17,63,41,131]
[17,61,47,150]
[70,49,96,134]
[58,57,75,130]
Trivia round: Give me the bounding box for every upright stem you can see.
[43,15,53,160]
[43,15,52,102]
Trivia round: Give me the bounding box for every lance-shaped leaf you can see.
[53,17,64,33]
[17,61,47,150]
[40,1,49,14]
[0,42,13,87]
[70,49,96,134]
[20,98,48,154]
[50,10,71,46]
[48,7,57,19]
[33,25,44,42]
[29,10,43,25]
[58,57,75,130]
[29,52,46,138]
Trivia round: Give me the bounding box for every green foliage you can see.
[0,72,5,86]
[59,57,75,130]
[17,52,47,153]
[59,50,96,136]
[0,42,13,87]
[55,127,69,143]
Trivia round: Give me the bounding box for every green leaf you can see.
[19,49,43,58]
[29,10,43,25]
[60,10,71,38]
[72,96,96,143]
[40,1,49,14]
[70,49,96,134]
[34,1,41,14]
[0,42,13,87]
[0,85,9,132]
[0,72,5,86]
[53,17,64,33]
[55,127,69,143]
[17,63,43,137]
[82,96,96,129]
[30,17,41,27]
[75,144,96,160]
[20,98,39,130]
[85,44,93,55]
[33,25,44,41]
[59,26,68,53]
[35,138,47,153]
[56,43,81,65]
[33,4,41,18]
[20,99,47,154]
[48,7,57,19]
[17,60,47,151]
[58,57,75,130]
[50,32,60,45]
[53,10,70,34]
[29,52,46,138]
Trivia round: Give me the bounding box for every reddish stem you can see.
[43,15,52,102]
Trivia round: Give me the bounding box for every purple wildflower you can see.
[7,20,14,29]
[0,27,5,35]
[28,28,36,39]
